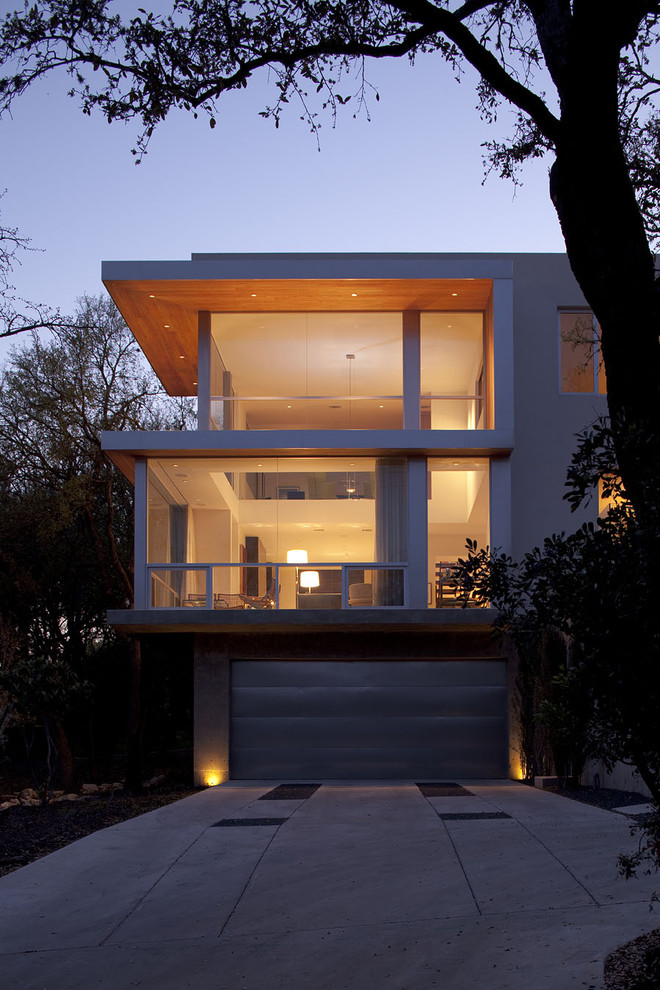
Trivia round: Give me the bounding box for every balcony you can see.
[148,562,408,610]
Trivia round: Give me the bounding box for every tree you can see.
[0,195,73,339]
[458,419,660,804]
[0,2,659,522]
[0,295,195,790]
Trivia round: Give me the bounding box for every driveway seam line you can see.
[218,787,316,937]
[419,791,482,916]
[98,828,209,946]
[467,787,602,908]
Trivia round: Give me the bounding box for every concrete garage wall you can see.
[192,630,508,783]
[193,638,230,786]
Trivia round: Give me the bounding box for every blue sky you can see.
[1,28,565,332]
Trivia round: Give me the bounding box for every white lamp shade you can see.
[299,570,320,589]
[287,549,308,564]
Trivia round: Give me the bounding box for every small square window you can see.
[559,311,606,394]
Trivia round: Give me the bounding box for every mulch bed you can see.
[605,929,660,990]
[544,783,651,812]
[0,786,196,878]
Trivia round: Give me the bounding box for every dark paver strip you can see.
[417,782,472,797]
[438,812,511,820]
[258,784,322,800]
[212,818,288,827]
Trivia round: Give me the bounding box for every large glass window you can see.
[560,311,606,394]
[427,458,489,608]
[210,313,403,429]
[147,456,407,608]
[420,313,485,429]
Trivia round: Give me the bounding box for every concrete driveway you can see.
[0,780,658,989]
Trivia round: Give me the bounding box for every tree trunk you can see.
[549,90,660,528]
[124,636,145,794]
[46,715,77,793]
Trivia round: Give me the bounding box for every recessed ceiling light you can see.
[379,404,384,409]
[164,324,170,328]
[451,292,458,297]
[172,463,179,467]
[193,381,197,385]
[179,355,185,359]
[287,404,292,408]
[149,294,155,298]
[351,292,358,297]
[250,292,257,297]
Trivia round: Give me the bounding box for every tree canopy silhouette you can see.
[1,1,659,519]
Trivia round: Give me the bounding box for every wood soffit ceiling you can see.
[103,277,494,396]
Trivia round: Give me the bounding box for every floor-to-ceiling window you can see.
[427,458,490,607]
[420,313,485,429]
[209,313,403,430]
[204,309,487,431]
[147,456,407,608]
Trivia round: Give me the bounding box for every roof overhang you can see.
[102,254,513,396]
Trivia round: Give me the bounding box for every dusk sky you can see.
[1,12,565,355]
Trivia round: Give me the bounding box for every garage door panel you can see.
[232,715,505,749]
[232,660,506,689]
[232,686,507,719]
[231,660,507,779]
[232,743,505,779]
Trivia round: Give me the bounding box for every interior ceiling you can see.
[150,456,488,561]
[212,312,483,398]
[103,277,493,395]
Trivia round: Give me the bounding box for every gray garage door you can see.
[231,660,507,779]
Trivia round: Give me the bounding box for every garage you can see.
[230,659,508,779]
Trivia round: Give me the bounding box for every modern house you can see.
[102,253,607,786]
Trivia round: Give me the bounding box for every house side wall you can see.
[510,254,608,558]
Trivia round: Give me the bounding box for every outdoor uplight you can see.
[205,772,221,787]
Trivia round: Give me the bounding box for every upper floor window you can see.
[420,313,485,429]
[207,310,486,431]
[559,311,606,394]
[211,312,402,430]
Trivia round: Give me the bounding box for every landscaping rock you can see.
[81,783,100,795]
[19,788,39,801]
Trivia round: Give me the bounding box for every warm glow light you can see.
[205,772,220,787]
[287,549,308,564]
[300,570,320,590]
